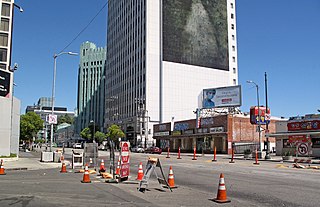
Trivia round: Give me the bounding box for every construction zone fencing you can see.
[233,143,259,154]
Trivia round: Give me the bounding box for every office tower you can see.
[105,0,238,146]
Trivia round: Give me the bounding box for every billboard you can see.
[250,106,271,125]
[202,85,241,108]
[163,0,229,70]
[0,70,10,98]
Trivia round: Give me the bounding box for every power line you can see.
[59,0,108,53]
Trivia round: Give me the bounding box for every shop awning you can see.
[267,131,320,137]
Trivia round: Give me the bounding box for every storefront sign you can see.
[172,130,181,136]
[154,131,170,136]
[288,135,310,143]
[183,129,194,134]
[288,120,320,131]
[209,127,224,133]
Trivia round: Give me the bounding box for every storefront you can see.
[153,114,276,155]
[269,115,320,157]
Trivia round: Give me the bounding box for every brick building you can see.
[153,114,277,154]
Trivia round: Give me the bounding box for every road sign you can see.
[48,114,57,124]
[297,143,309,156]
[120,142,130,178]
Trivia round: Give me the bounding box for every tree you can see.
[80,127,91,140]
[20,112,44,142]
[106,124,125,143]
[95,131,107,144]
[58,114,74,125]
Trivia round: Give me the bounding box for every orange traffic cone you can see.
[60,156,67,173]
[0,159,6,175]
[99,159,106,173]
[115,157,121,175]
[167,166,177,188]
[136,162,144,181]
[81,164,91,183]
[213,173,231,203]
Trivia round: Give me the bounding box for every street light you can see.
[90,120,97,170]
[50,52,78,152]
[247,80,261,153]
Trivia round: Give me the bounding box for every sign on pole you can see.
[48,114,57,124]
[120,141,130,178]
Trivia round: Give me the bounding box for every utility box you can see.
[41,151,53,162]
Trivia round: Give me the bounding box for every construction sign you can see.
[120,141,130,178]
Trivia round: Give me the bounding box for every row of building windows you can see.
[230,1,237,85]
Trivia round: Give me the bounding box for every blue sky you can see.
[12,0,320,118]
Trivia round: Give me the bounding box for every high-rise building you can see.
[76,42,106,133]
[0,0,21,156]
[105,0,238,146]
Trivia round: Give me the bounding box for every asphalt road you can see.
[1,149,319,206]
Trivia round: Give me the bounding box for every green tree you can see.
[95,131,107,144]
[20,112,44,142]
[58,114,74,125]
[80,127,91,140]
[106,124,125,143]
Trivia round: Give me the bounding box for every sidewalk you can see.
[1,150,68,171]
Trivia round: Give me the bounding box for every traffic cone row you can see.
[0,159,6,175]
[81,164,91,183]
[136,162,144,181]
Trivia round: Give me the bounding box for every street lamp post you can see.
[50,52,78,152]
[90,120,97,170]
[247,80,261,153]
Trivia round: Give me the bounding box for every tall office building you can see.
[105,0,238,146]
[76,42,106,133]
[0,0,21,156]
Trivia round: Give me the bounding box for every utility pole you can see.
[265,72,271,159]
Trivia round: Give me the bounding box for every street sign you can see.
[120,141,130,178]
[48,114,57,124]
[297,143,309,156]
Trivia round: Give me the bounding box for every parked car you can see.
[131,146,145,153]
[145,146,162,154]
[73,143,82,149]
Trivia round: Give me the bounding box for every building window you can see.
[231,3,234,9]
[1,4,10,17]
[232,57,236,62]
[312,138,320,148]
[231,13,234,19]
[0,48,7,62]
[0,63,6,70]
[232,45,235,51]
[231,24,234,30]
[232,35,235,40]
[233,68,236,74]
[0,33,8,46]
[0,18,9,31]
[233,79,236,85]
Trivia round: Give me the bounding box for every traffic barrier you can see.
[177,147,182,159]
[136,162,144,181]
[167,166,177,188]
[99,159,106,173]
[115,157,121,175]
[212,173,231,203]
[229,148,235,163]
[294,158,312,164]
[60,155,67,173]
[166,147,170,158]
[212,146,217,162]
[81,164,91,183]
[0,159,6,175]
[192,147,197,160]
[254,149,260,165]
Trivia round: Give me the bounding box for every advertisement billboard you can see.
[202,85,241,108]
[0,70,10,98]
[250,106,271,125]
[163,0,229,70]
